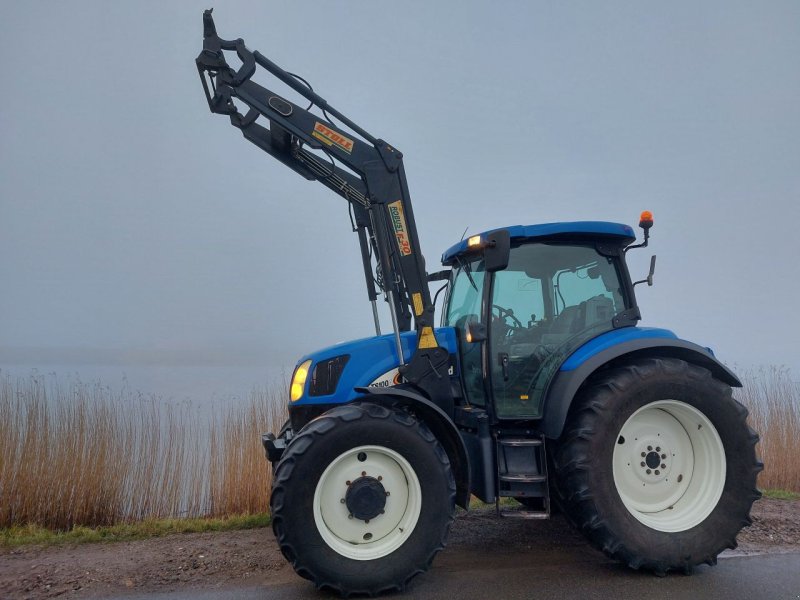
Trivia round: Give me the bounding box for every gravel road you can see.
[1,498,798,599]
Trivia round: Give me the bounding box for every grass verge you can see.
[761,489,800,501]
[0,513,271,548]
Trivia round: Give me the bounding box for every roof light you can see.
[639,211,654,229]
[467,235,481,248]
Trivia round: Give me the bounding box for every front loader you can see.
[196,10,762,596]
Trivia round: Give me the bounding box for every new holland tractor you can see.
[196,10,762,595]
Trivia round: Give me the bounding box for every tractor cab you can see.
[441,222,638,420]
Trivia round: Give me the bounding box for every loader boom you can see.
[195,10,452,411]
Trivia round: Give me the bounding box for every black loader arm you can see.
[196,10,452,413]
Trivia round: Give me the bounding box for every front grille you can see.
[308,355,350,397]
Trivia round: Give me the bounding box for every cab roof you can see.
[441,221,636,265]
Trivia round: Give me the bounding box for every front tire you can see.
[270,402,456,595]
[553,358,762,574]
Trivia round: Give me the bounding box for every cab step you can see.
[495,434,551,519]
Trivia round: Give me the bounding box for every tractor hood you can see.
[289,328,459,405]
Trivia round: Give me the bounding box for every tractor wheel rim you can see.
[612,400,726,532]
[313,445,422,560]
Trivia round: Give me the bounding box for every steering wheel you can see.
[492,304,523,330]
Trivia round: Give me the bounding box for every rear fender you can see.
[356,385,471,509]
[542,338,741,440]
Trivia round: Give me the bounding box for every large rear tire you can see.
[270,402,456,595]
[552,358,762,574]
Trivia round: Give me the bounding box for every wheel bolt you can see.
[386,491,391,496]
[661,453,666,459]
[656,447,661,452]
[655,470,660,475]
[640,462,646,467]
[647,446,653,451]
[361,471,367,477]
[365,519,370,524]
[641,452,646,457]
[340,498,345,504]
[646,469,651,474]
[661,463,666,469]
[378,476,382,481]
[346,480,351,486]
[348,514,353,519]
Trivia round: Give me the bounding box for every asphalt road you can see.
[111,548,800,600]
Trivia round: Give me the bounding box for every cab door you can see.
[488,243,627,418]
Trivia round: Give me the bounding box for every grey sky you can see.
[1,1,799,394]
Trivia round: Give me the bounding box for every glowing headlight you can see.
[290,360,312,402]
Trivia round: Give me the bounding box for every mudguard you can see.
[356,385,471,509]
[541,334,742,440]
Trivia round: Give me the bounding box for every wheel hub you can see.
[645,451,661,469]
[345,476,387,521]
[631,439,672,481]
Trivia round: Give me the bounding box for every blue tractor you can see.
[197,11,761,595]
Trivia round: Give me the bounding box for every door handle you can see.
[498,352,509,381]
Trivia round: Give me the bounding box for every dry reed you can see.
[0,373,287,530]
[737,367,800,492]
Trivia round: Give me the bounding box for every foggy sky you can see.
[1,1,799,390]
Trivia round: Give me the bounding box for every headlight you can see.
[290,360,312,402]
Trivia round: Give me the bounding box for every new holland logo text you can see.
[312,122,354,154]
[388,201,412,256]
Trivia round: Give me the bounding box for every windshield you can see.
[445,258,487,406]
[445,259,484,327]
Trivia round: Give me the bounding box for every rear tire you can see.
[270,402,456,595]
[552,358,762,574]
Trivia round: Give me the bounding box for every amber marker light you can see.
[467,235,482,248]
[290,359,312,401]
[639,210,654,229]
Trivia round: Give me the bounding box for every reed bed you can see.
[0,366,796,531]
[0,373,287,530]
[737,367,800,493]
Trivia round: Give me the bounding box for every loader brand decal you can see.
[368,368,402,388]
[312,122,354,154]
[388,201,413,256]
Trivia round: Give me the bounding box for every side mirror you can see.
[465,321,487,343]
[633,255,657,287]
[484,229,510,273]
[427,269,451,282]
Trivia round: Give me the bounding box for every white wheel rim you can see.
[313,445,422,560]
[612,400,726,532]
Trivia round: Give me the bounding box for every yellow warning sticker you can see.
[312,122,355,154]
[412,293,424,316]
[418,326,438,349]
[387,200,412,256]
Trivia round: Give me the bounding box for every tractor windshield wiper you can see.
[455,256,478,292]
